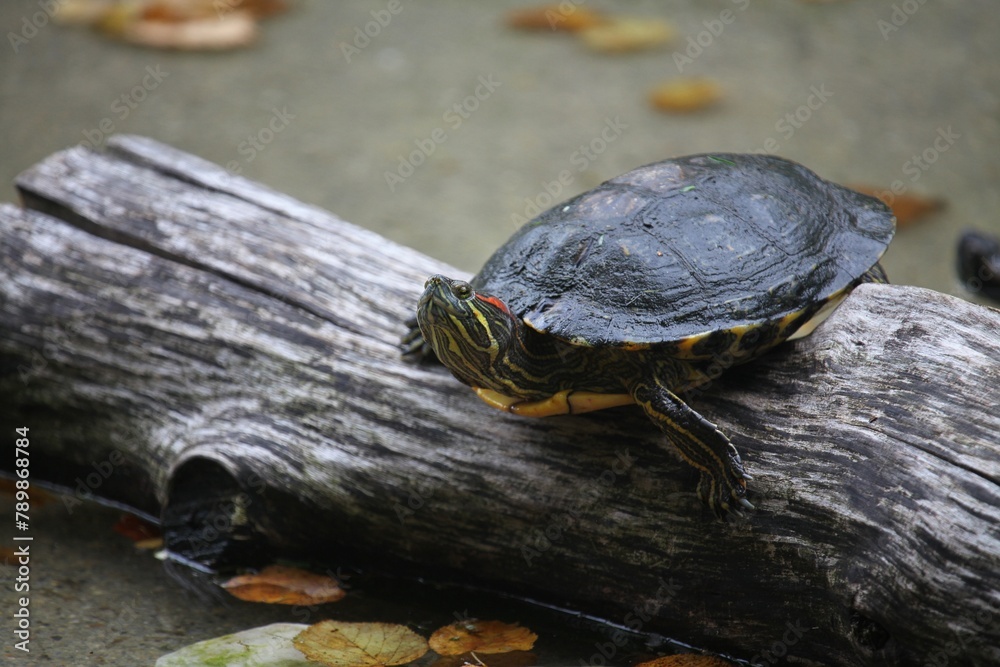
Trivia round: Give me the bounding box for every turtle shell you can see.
[471,153,895,347]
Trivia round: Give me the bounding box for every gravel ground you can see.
[2,1,999,664]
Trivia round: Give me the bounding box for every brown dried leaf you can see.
[649,78,723,113]
[0,479,56,506]
[222,565,346,605]
[55,0,288,26]
[579,17,675,53]
[847,184,946,228]
[294,620,428,667]
[134,537,165,550]
[112,513,162,543]
[506,5,608,32]
[52,0,118,25]
[429,620,538,656]
[432,652,537,667]
[118,11,259,50]
[635,655,737,667]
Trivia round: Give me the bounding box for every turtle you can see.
[402,153,895,515]
[957,230,1000,304]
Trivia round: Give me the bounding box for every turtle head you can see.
[416,274,520,389]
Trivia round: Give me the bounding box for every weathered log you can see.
[1,136,998,667]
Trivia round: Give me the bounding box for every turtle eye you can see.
[453,281,473,299]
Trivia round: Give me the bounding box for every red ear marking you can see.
[475,294,511,315]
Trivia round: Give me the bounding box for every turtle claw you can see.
[696,467,755,518]
[401,316,437,362]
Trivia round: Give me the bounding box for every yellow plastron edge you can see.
[473,387,635,417]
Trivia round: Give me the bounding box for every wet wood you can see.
[1,136,998,667]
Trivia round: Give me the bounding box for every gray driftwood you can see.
[1,136,999,667]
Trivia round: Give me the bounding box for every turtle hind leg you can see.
[632,377,753,517]
[400,315,438,363]
[861,262,889,284]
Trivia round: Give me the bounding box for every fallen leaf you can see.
[506,5,608,32]
[54,0,288,49]
[294,620,428,667]
[156,622,313,666]
[847,185,945,228]
[142,0,288,21]
[429,620,538,655]
[579,17,675,53]
[53,0,118,24]
[649,79,723,113]
[0,479,56,506]
[116,11,259,50]
[0,547,17,566]
[222,565,346,605]
[113,513,162,543]
[635,655,737,667]
[433,652,538,667]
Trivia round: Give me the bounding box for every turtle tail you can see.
[861,262,889,284]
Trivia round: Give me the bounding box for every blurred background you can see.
[3,1,999,294]
[1,1,998,664]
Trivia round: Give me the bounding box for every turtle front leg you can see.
[632,378,753,516]
[400,315,437,362]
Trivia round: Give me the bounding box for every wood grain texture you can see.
[1,136,998,667]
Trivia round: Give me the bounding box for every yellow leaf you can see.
[294,621,428,667]
[222,565,346,605]
[579,17,675,53]
[847,184,945,228]
[506,5,609,32]
[649,79,723,113]
[429,620,538,655]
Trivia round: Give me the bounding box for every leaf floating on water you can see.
[429,620,538,655]
[112,513,164,550]
[434,651,539,667]
[506,5,608,32]
[847,184,946,228]
[294,621,429,667]
[634,655,737,667]
[155,622,314,666]
[579,17,675,53]
[222,565,346,605]
[649,79,723,113]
